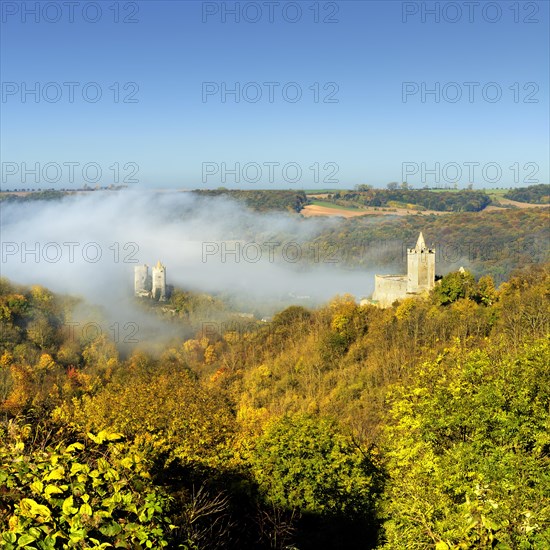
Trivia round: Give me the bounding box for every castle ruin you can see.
[134,261,167,301]
[370,232,435,307]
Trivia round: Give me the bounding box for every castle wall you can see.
[372,275,408,307]
[426,252,436,290]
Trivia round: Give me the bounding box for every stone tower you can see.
[134,265,151,297]
[407,232,435,294]
[151,260,167,301]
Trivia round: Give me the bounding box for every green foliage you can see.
[503,184,550,204]
[270,305,313,344]
[380,340,550,549]
[272,305,312,327]
[191,189,309,212]
[168,289,227,323]
[322,189,492,212]
[249,414,379,517]
[0,426,172,549]
[433,270,477,305]
[0,190,69,203]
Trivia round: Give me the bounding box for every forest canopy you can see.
[503,183,550,204]
[191,189,309,212]
[1,260,549,548]
[320,189,492,212]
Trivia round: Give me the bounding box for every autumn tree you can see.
[380,339,550,549]
[54,358,236,470]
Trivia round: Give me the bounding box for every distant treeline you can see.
[0,187,128,202]
[192,189,309,212]
[503,184,550,204]
[325,189,492,212]
[0,190,69,202]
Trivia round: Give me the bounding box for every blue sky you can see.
[1,0,548,189]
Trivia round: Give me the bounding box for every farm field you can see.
[301,191,549,218]
[301,203,450,218]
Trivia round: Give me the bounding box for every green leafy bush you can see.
[249,414,379,517]
[380,340,550,549]
[0,427,173,549]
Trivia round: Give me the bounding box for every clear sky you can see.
[1,0,549,189]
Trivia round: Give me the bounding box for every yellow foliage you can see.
[257,364,271,377]
[307,400,320,414]
[236,400,270,436]
[82,334,119,373]
[30,285,53,305]
[4,365,33,412]
[182,339,203,363]
[329,294,357,312]
[36,353,56,372]
[204,344,217,365]
[395,298,418,321]
[451,298,478,314]
[59,367,235,468]
[331,314,350,333]
[223,331,241,345]
[0,351,13,368]
[199,337,210,349]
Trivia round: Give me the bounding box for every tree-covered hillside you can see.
[192,189,309,212]
[0,190,70,203]
[321,189,492,212]
[1,263,549,548]
[503,184,550,204]
[304,209,549,284]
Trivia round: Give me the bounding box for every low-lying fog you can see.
[1,191,382,327]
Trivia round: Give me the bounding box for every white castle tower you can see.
[406,232,436,294]
[370,232,436,307]
[151,260,167,302]
[134,265,151,297]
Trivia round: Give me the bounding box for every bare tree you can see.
[173,482,235,549]
[255,503,298,550]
